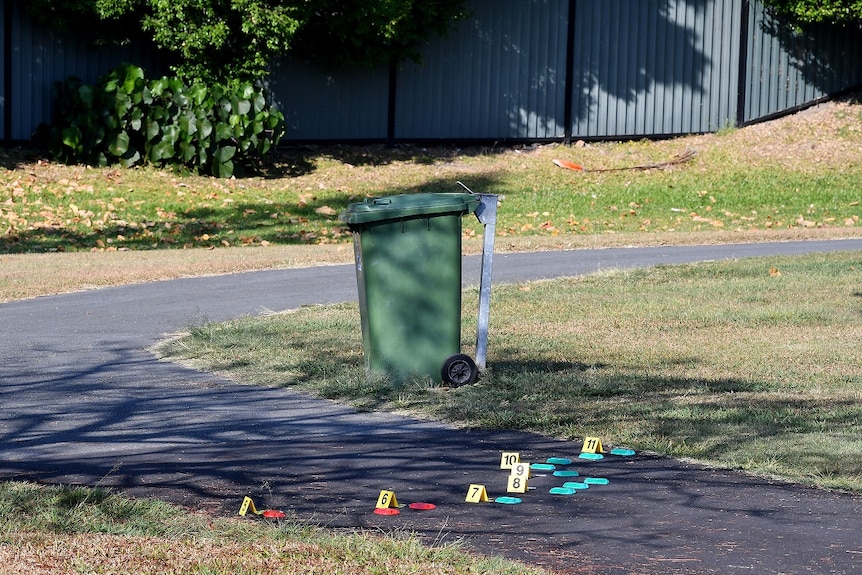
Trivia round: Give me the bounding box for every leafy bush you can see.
[763,0,862,25]
[38,64,284,178]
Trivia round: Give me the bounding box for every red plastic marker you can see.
[552,158,585,172]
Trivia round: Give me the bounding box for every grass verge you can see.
[0,482,547,575]
[159,251,862,492]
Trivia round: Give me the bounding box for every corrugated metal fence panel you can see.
[4,0,167,141]
[1,1,6,140]
[745,2,862,122]
[572,0,740,138]
[394,0,568,140]
[4,0,862,144]
[270,58,389,141]
[696,0,742,131]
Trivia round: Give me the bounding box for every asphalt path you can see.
[3,239,862,574]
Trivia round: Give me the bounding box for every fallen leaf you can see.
[552,159,585,172]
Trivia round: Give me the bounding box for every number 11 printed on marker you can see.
[582,436,603,454]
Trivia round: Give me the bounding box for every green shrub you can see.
[38,63,284,178]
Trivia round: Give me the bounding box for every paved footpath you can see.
[2,240,862,574]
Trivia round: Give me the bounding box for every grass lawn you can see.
[0,482,545,575]
[2,94,862,573]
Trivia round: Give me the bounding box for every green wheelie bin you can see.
[340,192,480,383]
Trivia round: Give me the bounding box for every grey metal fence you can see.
[743,1,862,122]
[1,1,168,143]
[3,0,861,144]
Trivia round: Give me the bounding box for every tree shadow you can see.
[570,0,713,129]
[396,0,717,138]
[487,345,776,396]
[0,147,46,171]
[268,143,526,179]
[0,173,502,253]
[757,5,862,100]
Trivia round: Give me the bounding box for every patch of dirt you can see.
[690,92,862,173]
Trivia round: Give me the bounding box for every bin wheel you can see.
[441,354,479,387]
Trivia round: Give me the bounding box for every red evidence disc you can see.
[373,508,401,516]
[408,502,436,511]
[262,510,286,519]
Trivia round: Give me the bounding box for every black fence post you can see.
[563,0,577,143]
[736,0,750,127]
[387,58,397,146]
[4,0,13,144]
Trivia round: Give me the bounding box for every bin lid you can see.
[339,193,479,225]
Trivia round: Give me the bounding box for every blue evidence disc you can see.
[553,470,579,478]
[610,448,636,456]
[562,482,590,490]
[549,487,576,495]
[547,457,572,466]
[584,477,610,485]
[579,452,604,460]
[495,496,522,505]
[531,463,556,471]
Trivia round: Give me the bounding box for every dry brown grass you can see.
[1,531,384,575]
[1,529,526,575]
[0,243,353,302]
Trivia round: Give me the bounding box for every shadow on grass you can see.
[0,147,46,171]
[444,360,862,476]
[250,332,857,460]
[0,172,502,253]
[268,143,526,178]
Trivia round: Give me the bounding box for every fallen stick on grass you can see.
[553,149,697,173]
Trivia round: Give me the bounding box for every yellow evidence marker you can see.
[238,496,263,516]
[466,484,491,503]
[376,490,399,509]
[507,474,528,493]
[507,461,531,493]
[511,461,531,480]
[500,451,520,470]
[581,436,604,454]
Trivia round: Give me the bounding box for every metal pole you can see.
[473,193,498,370]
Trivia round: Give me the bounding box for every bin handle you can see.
[456,181,475,194]
[371,198,392,206]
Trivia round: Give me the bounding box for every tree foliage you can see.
[26,0,469,84]
[290,0,471,69]
[762,0,862,25]
[39,63,284,178]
